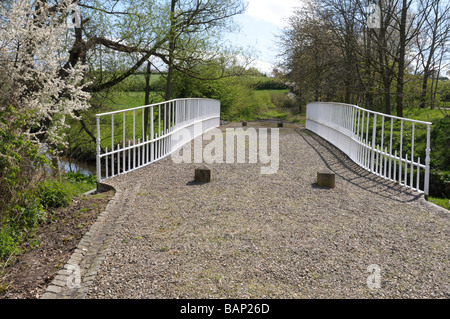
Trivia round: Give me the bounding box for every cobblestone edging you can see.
[41,183,141,299]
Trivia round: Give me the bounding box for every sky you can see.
[224,0,303,75]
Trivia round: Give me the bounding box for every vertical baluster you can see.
[359,111,365,167]
[384,147,388,178]
[379,147,383,177]
[388,118,393,179]
[365,112,370,167]
[142,108,145,142]
[117,144,120,175]
[417,157,421,191]
[137,138,141,167]
[128,140,131,171]
[358,137,364,165]
[399,120,403,183]
[364,139,368,169]
[105,147,108,178]
[362,139,365,168]
[356,109,361,141]
[410,123,415,190]
[350,108,356,157]
[142,135,146,166]
[425,124,431,197]
[405,153,408,188]
[175,100,178,128]
[155,138,158,162]
[360,110,365,141]
[393,150,397,182]
[123,112,126,174]
[371,114,377,173]
[156,134,159,159]
[133,110,136,169]
[158,105,161,138]
[111,114,114,177]
[375,145,379,175]
[380,116,385,175]
[151,106,154,162]
[96,115,101,182]
[164,103,167,134]
[146,136,149,163]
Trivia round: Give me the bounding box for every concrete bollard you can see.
[242,121,247,126]
[317,168,335,188]
[195,165,212,183]
[278,122,283,128]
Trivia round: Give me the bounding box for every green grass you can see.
[115,73,163,92]
[0,172,96,262]
[428,196,450,211]
[62,172,97,194]
[74,91,166,153]
[92,91,164,112]
[252,90,306,124]
[402,107,449,124]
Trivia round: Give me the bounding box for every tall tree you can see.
[0,0,90,146]
[58,0,247,144]
[416,0,450,109]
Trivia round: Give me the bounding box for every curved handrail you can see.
[306,102,431,196]
[95,98,221,183]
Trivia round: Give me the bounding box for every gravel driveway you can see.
[56,123,450,298]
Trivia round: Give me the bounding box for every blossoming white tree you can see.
[0,0,90,147]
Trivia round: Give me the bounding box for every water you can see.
[40,143,96,177]
[58,157,96,176]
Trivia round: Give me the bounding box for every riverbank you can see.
[0,187,114,298]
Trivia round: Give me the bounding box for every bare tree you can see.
[416,0,450,109]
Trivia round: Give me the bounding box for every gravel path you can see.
[81,122,448,299]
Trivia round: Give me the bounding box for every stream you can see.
[42,143,97,177]
[58,157,97,176]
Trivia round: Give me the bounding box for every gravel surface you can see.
[85,123,449,299]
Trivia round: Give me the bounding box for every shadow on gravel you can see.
[295,126,423,204]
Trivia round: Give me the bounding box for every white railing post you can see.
[424,124,431,198]
[371,114,377,173]
[96,115,101,184]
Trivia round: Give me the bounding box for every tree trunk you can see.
[396,0,408,118]
[144,61,151,139]
[165,0,177,102]
[419,72,429,109]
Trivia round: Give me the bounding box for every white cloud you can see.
[250,59,275,75]
[245,0,301,27]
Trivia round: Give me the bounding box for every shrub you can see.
[429,116,450,197]
[63,171,96,184]
[0,225,22,260]
[0,189,47,259]
[38,181,72,209]
[252,79,288,91]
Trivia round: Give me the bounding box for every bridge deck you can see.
[45,123,449,299]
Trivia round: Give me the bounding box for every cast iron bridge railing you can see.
[95,98,221,183]
[306,102,431,197]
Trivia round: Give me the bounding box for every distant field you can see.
[253,89,306,124]
[92,91,164,112]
